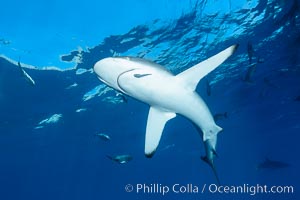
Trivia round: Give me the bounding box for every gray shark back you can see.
[116,56,172,73]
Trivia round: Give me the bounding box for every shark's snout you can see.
[93,58,127,91]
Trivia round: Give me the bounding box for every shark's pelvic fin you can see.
[145,107,176,158]
[176,44,238,91]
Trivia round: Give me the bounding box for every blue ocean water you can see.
[0,0,299,200]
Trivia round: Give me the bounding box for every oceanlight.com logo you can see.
[124,183,294,196]
[207,184,294,196]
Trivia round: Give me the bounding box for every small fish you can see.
[34,125,44,130]
[0,38,10,45]
[160,144,175,152]
[257,56,264,63]
[257,158,290,170]
[107,154,133,164]
[76,108,87,113]
[294,96,300,101]
[116,93,128,103]
[18,58,35,86]
[263,78,280,89]
[243,63,257,83]
[275,0,299,26]
[66,83,78,89]
[213,112,228,121]
[247,41,254,64]
[206,79,211,96]
[95,133,111,141]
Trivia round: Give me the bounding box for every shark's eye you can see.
[133,73,152,78]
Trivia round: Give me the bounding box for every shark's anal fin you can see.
[145,107,176,158]
[176,44,238,91]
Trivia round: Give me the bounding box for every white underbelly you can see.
[118,71,215,130]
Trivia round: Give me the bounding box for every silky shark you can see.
[94,44,238,183]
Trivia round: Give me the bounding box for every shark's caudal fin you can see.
[176,44,238,91]
[201,156,221,185]
[145,107,176,157]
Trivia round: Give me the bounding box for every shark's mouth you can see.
[97,76,110,86]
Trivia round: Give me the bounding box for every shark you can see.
[257,158,290,170]
[93,44,238,183]
[107,154,133,164]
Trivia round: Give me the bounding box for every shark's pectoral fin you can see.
[145,107,176,158]
[176,44,238,91]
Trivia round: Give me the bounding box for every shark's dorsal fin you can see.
[144,107,176,157]
[176,45,238,91]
